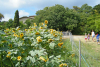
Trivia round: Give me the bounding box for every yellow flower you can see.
[58,42,63,47]
[45,20,48,24]
[71,54,75,57]
[36,36,42,42]
[34,23,36,25]
[48,39,53,42]
[45,25,47,27]
[13,33,19,37]
[17,28,20,30]
[6,28,9,30]
[60,37,62,40]
[13,33,17,36]
[35,32,40,35]
[20,33,24,38]
[59,64,63,67]
[40,27,43,29]
[42,23,43,25]
[21,51,24,53]
[8,52,11,54]
[36,36,41,40]
[12,30,15,33]
[37,39,42,42]
[51,31,54,34]
[34,23,37,26]
[54,34,57,37]
[59,63,67,67]
[39,56,49,62]
[17,56,22,61]
[6,55,11,58]
[63,63,67,66]
[25,29,27,31]
[39,56,46,62]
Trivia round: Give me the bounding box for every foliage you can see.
[1,3,100,34]
[92,4,100,14]
[13,10,19,27]
[0,13,4,20]
[25,19,31,28]
[0,20,76,67]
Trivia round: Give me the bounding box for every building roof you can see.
[19,15,36,19]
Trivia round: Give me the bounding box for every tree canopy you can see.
[0,13,4,20]
[13,10,19,27]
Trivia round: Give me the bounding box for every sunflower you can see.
[25,29,27,31]
[59,63,67,67]
[17,28,20,30]
[39,56,48,62]
[45,25,47,27]
[36,36,42,42]
[71,54,75,57]
[17,56,22,61]
[6,28,9,30]
[44,20,48,24]
[8,52,11,54]
[58,42,63,47]
[6,55,11,58]
[48,39,53,42]
[20,33,24,38]
[42,23,43,25]
[39,56,46,62]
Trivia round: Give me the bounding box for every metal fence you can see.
[62,32,100,67]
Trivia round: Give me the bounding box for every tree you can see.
[6,19,13,28]
[78,4,92,13]
[64,8,81,31]
[0,13,4,20]
[34,4,66,30]
[13,10,19,27]
[73,6,80,11]
[25,19,31,28]
[92,4,100,14]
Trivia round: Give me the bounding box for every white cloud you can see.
[19,10,30,17]
[0,0,100,21]
[1,14,13,21]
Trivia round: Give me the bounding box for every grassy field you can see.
[63,36,100,67]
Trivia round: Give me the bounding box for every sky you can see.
[0,0,100,21]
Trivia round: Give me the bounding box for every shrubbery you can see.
[0,20,76,67]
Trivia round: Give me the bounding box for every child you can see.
[87,33,90,41]
[96,33,100,44]
[85,33,87,42]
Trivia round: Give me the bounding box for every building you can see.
[19,15,35,23]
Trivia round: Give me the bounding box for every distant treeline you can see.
[1,3,100,34]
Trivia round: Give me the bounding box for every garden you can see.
[0,20,77,67]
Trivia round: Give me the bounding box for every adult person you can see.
[96,32,100,44]
[91,30,95,42]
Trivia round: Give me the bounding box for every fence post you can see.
[79,40,81,67]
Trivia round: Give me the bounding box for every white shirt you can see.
[92,32,95,36]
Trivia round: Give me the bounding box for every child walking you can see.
[87,33,90,41]
[85,33,87,42]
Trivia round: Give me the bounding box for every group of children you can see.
[85,30,100,44]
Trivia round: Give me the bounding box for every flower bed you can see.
[0,20,75,67]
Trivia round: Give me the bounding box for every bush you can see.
[0,20,76,67]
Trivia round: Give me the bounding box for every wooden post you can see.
[79,40,81,67]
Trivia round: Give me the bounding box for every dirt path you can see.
[63,35,100,52]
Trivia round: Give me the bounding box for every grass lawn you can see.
[63,36,100,67]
